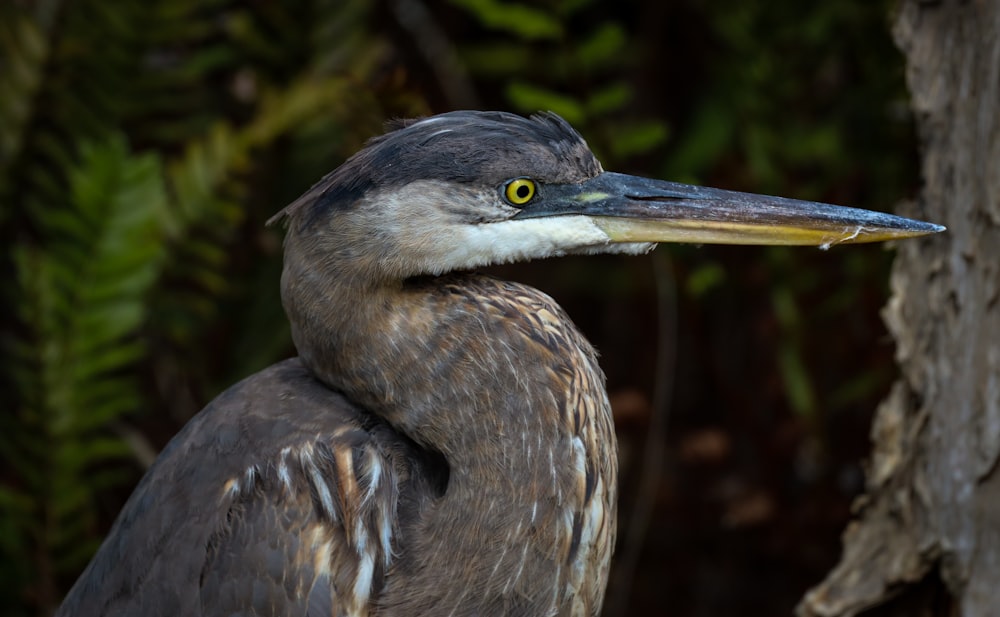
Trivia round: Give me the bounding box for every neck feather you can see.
[281,247,617,615]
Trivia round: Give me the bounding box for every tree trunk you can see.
[798,1,1000,616]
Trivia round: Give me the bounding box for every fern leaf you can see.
[6,134,169,606]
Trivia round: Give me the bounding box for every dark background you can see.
[1,1,917,615]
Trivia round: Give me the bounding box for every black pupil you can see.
[516,184,530,199]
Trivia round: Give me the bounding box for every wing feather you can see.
[57,359,417,617]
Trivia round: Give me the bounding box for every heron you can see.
[57,111,942,617]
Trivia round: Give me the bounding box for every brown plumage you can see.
[57,111,942,617]
[58,277,614,616]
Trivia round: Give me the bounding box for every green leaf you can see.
[585,82,632,116]
[460,43,534,75]
[505,82,586,124]
[607,120,669,158]
[449,0,563,40]
[577,23,626,68]
[686,262,727,297]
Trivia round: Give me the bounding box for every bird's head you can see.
[270,110,943,284]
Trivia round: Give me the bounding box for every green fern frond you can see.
[4,135,169,609]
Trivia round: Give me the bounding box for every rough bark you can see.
[798,1,1000,616]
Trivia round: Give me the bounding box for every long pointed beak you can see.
[516,172,944,247]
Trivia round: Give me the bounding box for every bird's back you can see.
[57,358,437,617]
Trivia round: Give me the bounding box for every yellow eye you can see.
[503,178,536,205]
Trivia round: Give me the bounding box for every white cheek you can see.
[432,216,613,272]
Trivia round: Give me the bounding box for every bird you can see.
[56,110,943,617]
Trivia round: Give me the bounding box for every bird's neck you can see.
[282,254,616,614]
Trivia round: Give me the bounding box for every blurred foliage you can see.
[0,0,421,613]
[673,0,913,426]
[0,0,914,615]
[453,0,669,158]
